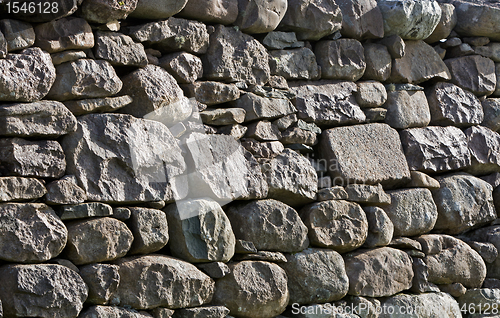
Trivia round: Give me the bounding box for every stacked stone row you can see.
[1,0,500,317]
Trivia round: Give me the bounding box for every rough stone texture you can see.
[466,226,500,280]
[278,0,342,41]
[178,0,238,24]
[482,98,500,131]
[65,217,134,265]
[80,0,138,23]
[232,92,295,122]
[34,17,94,53]
[47,59,122,101]
[466,125,500,175]
[63,96,133,116]
[200,108,246,126]
[336,0,384,40]
[280,248,348,305]
[212,261,288,318]
[344,247,413,297]
[196,262,230,279]
[382,188,437,237]
[407,171,440,189]
[129,18,209,54]
[315,39,366,81]
[425,3,457,43]
[79,264,120,305]
[203,25,270,85]
[0,100,77,138]
[241,140,284,159]
[130,0,187,19]
[62,114,186,203]
[445,55,497,96]
[400,126,471,173]
[0,177,46,202]
[246,120,279,141]
[381,292,462,318]
[379,34,406,59]
[384,90,431,129]
[426,82,484,127]
[128,207,169,255]
[469,241,498,263]
[354,81,387,108]
[320,123,411,187]
[165,199,235,263]
[364,206,394,248]
[172,306,229,318]
[234,0,288,34]
[457,289,500,316]
[453,0,500,41]
[0,30,6,58]
[45,178,87,205]
[0,203,66,263]
[289,80,366,127]
[115,255,215,309]
[226,199,308,253]
[10,0,79,23]
[432,173,496,235]
[377,0,442,40]
[262,148,317,206]
[421,234,487,288]
[95,31,147,67]
[269,48,320,80]
[184,81,240,106]
[0,19,35,51]
[362,43,392,82]
[390,40,451,84]
[0,264,88,318]
[80,306,154,318]
[51,50,86,65]
[301,200,368,253]
[160,52,203,84]
[345,183,391,204]
[0,138,66,178]
[0,48,56,102]
[59,202,112,220]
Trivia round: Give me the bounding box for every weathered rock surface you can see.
[0,19,35,51]
[364,206,394,248]
[0,100,77,138]
[315,39,366,81]
[159,52,203,84]
[344,247,413,297]
[482,98,500,131]
[65,217,133,265]
[80,0,138,23]
[345,183,391,204]
[289,80,366,127]
[269,48,320,80]
[184,82,240,106]
[47,59,122,101]
[165,199,235,262]
[261,149,317,206]
[212,261,288,318]
[115,255,215,309]
[234,0,288,34]
[203,25,270,85]
[420,234,487,288]
[453,0,500,41]
[58,202,112,220]
[200,108,246,126]
[0,138,66,178]
[384,90,431,129]
[362,43,392,81]
[278,0,342,41]
[80,306,153,318]
[0,48,56,102]
[382,188,438,237]
[465,125,500,175]
[301,200,368,253]
[400,126,471,173]
[63,96,133,116]
[226,199,308,253]
[425,3,457,43]
[262,31,304,50]
[128,207,169,255]
[336,0,384,40]
[457,289,500,316]
[95,31,147,67]
[172,306,229,318]
[46,177,87,205]
[381,292,462,318]
[445,55,497,96]
[79,263,120,305]
[13,0,79,22]
[390,40,451,84]
[466,226,500,280]
[0,203,66,263]
[178,0,238,24]
[129,0,188,19]
[0,177,46,202]
[62,114,186,203]
[432,173,496,234]
[232,92,295,122]
[320,123,411,187]
[0,264,88,318]
[355,81,387,107]
[34,17,94,53]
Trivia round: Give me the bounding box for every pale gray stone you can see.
[245,120,281,141]
[315,39,366,81]
[0,177,46,202]
[355,81,388,108]
[345,183,391,204]
[0,19,35,51]
[380,292,462,318]
[128,207,169,255]
[196,262,230,279]
[384,90,431,129]
[482,98,500,131]
[453,0,500,41]
[79,264,120,305]
[407,171,440,189]
[80,306,154,318]
[200,108,246,126]
[466,125,500,175]
[63,96,133,116]
[269,48,320,80]
[34,17,94,53]
[234,0,287,34]
[262,31,304,50]
[184,81,240,106]
[178,0,238,24]
[445,55,497,96]
[363,206,394,248]
[425,3,457,43]
[159,52,203,84]
[362,43,391,82]
[172,306,229,318]
[336,0,384,40]
[95,31,147,67]
[241,139,284,159]
[80,0,138,23]
[232,92,296,122]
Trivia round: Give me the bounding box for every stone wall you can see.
[0,0,500,317]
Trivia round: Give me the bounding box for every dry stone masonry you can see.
[1,0,500,316]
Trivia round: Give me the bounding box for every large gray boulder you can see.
[0,48,56,102]
[0,138,66,178]
[129,0,188,19]
[431,173,496,235]
[0,264,88,318]
[377,0,442,40]
[315,39,366,81]
[0,203,67,263]
[380,292,462,318]
[115,255,215,309]
[203,25,270,85]
[61,114,186,203]
[400,126,471,173]
[261,148,317,206]
[0,100,76,138]
[65,217,134,265]
[178,0,238,24]
[212,261,288,318]
[453,0,500,41]
[128,207,169,255]
[320,123,411,187]
[34,17,94,53]
[165,199,236,263]
[382,188,438,237]
[278,0,342,41]
[0,177,46,202]
[445,55,497,96]
[47,59,122,101]
[344,247,414,297]
[280,248,348,305]
[301,200,368,253]
[234,0,288,34]
[336,0,384,40]
[289,80,366,127]
[419,234,487,288]
[226,199,309,253]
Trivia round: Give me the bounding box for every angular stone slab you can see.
[0,177,46,202]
